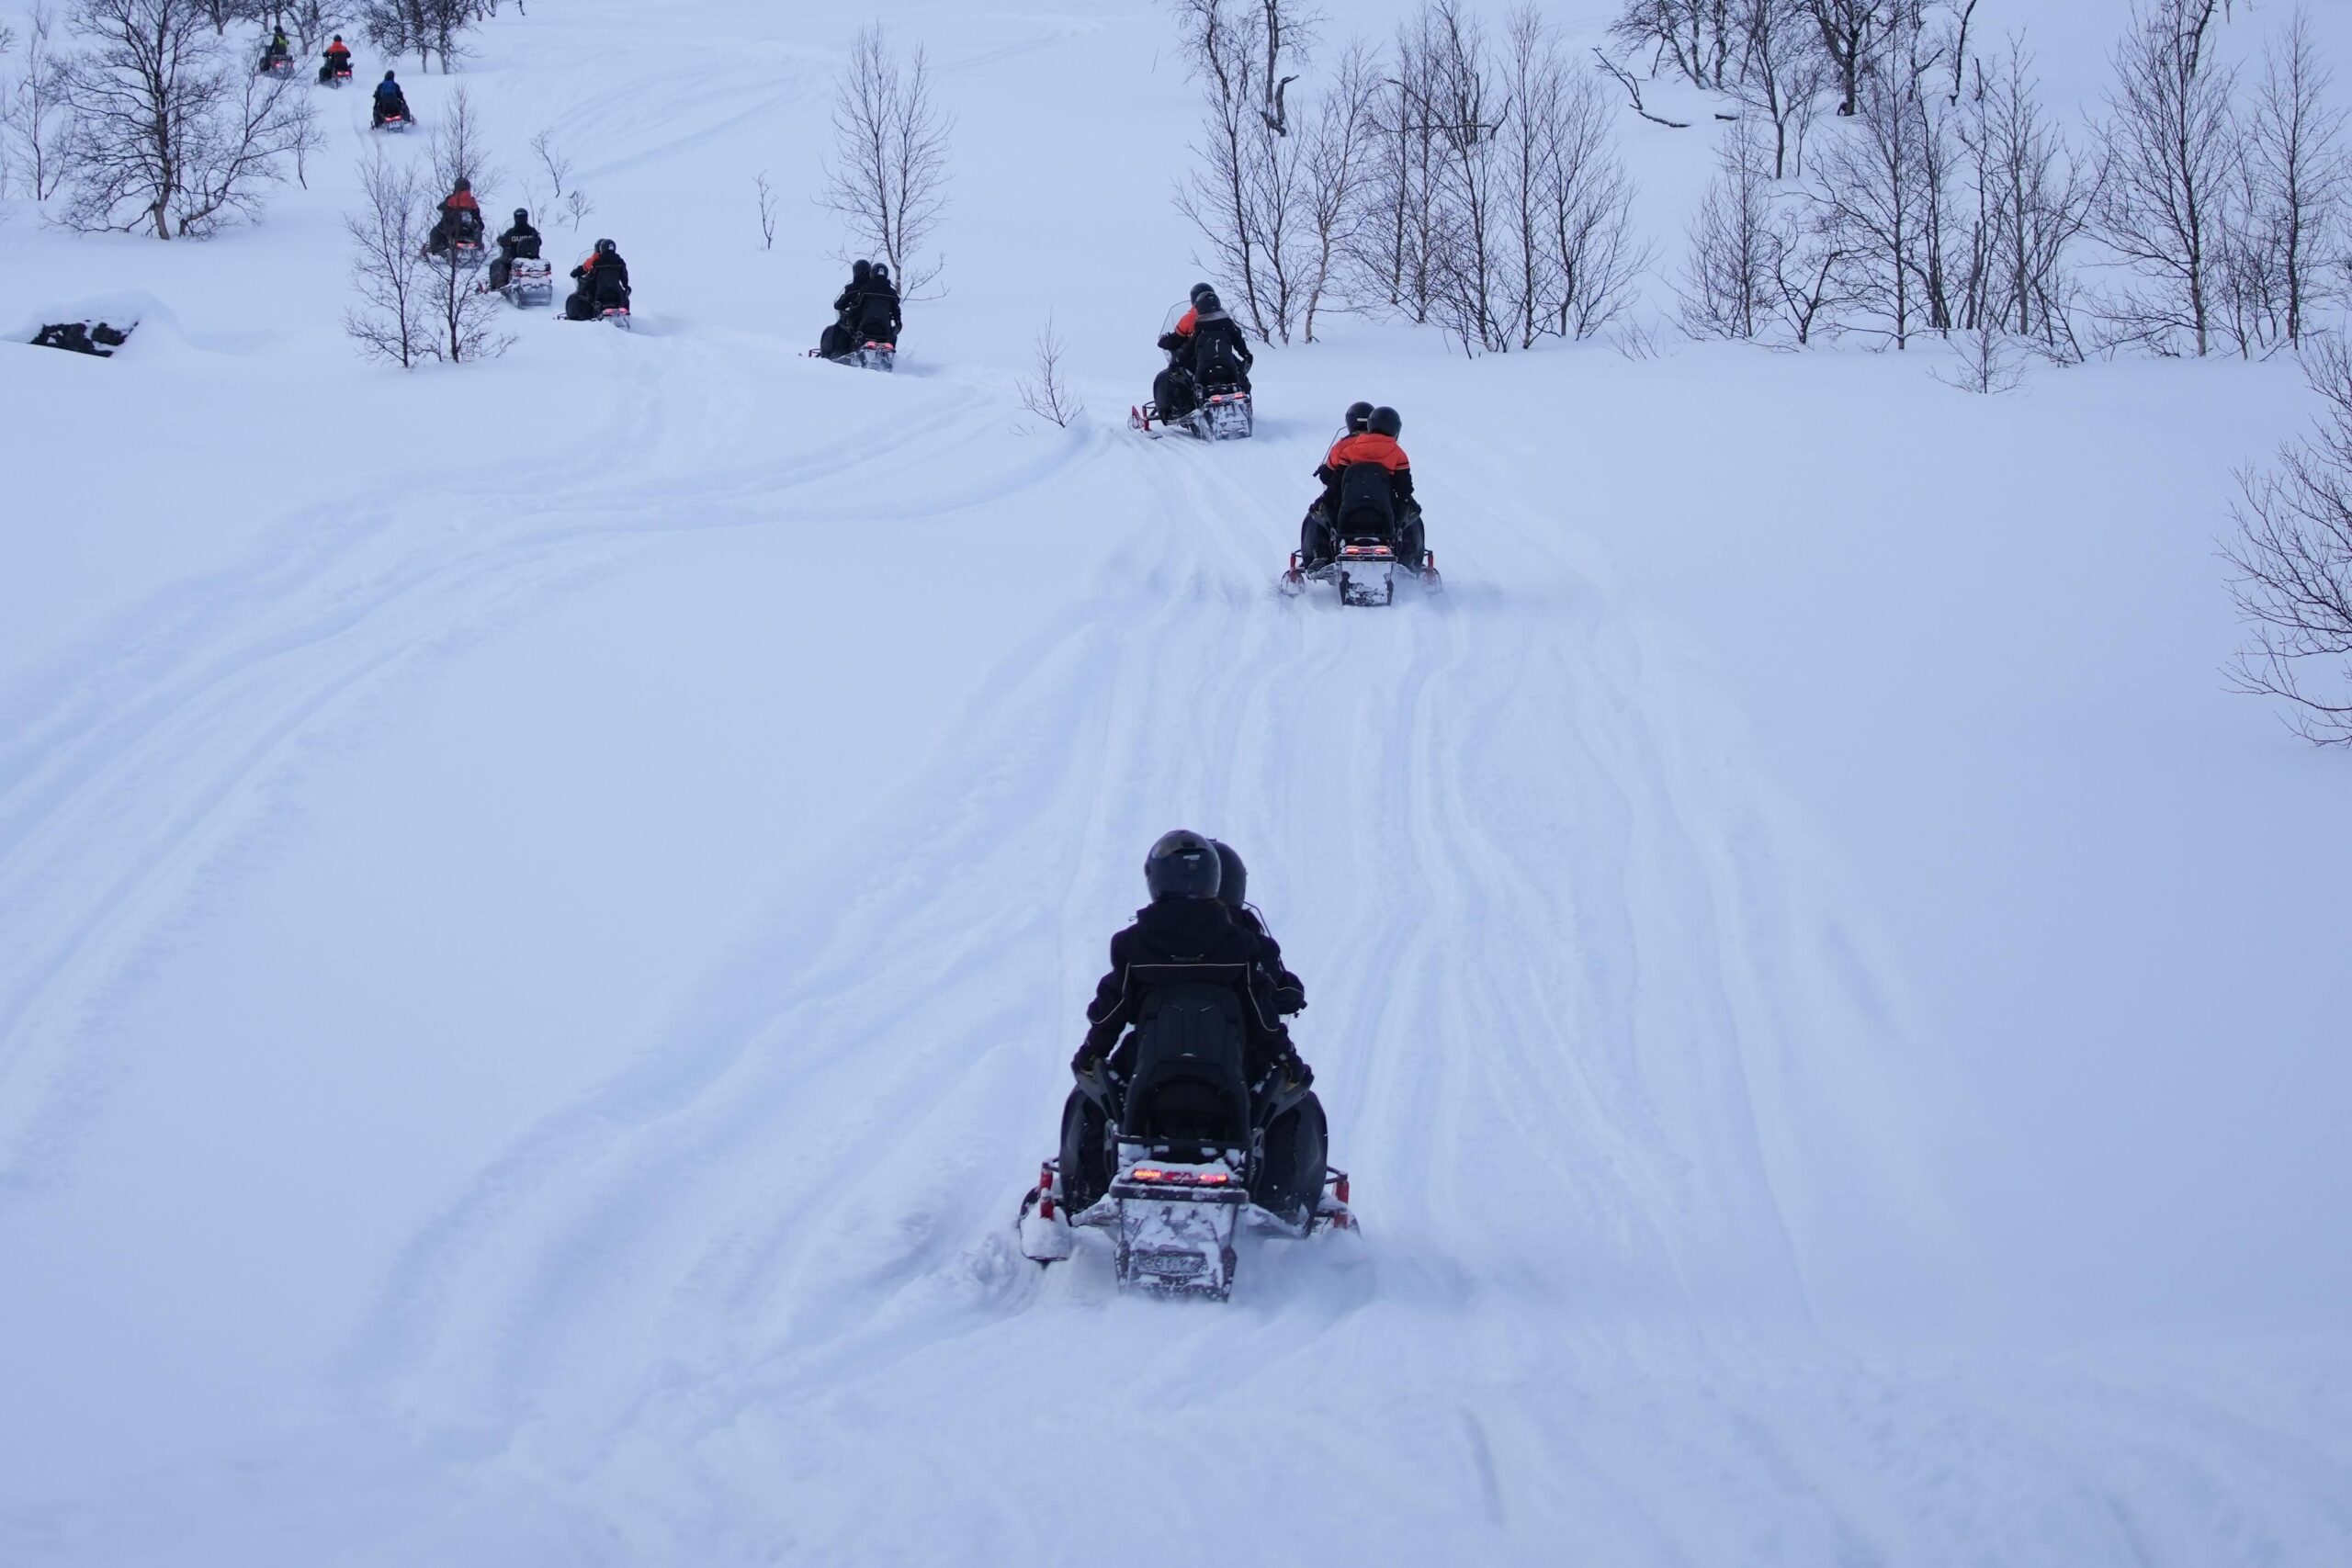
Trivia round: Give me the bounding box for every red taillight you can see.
[1132,1167,1228,1186]
[1037,1162,1057,1219]
[1335,1174,1351,1204]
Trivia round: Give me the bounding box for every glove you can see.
[1070,1043,1102,1077]
[1272,984,1306,1017]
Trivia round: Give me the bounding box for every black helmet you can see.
[331,34,343,42]
[1209,840,1247,909]
[1144,830,1221,901]
[454,177,470,192]
[872,261,890,281]
[1369,405,1402,438]
[853,258,871,277]
[1190,281,1214,302]
[383,70,396,81]
[1344,400,1374,434]
[513,208,528,222]
[1195,288,1222,313]
[594,237,616,255]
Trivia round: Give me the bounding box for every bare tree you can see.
[356,0,474,72]
[1810,28,1947,346]
[1353,29,1444,321]
[560,185,593,231]
[1933,311,2025,390]
[3,6,70,200]
[343,150,430,366]
[1610,0,1739,91]
[2223,12,2350,354]
[1016,313,1083,427]
[1298,39,1375,341]
[1681,123,1782,338]
[1961,38,2097,359]
[1734,0,1829,178]
[529,127,571,198]
[1536,30,1652,340]
[428,83,495,196]
[2224,334,2352,743]
[285,1,353,58]
[1802,0,1905,118]
[2097,0,2238,355]
[1167,0,1317,338]
[821,23,952,293]
[1771,209,1846,341]
[419,234,510,363]
[56,0,314,238]
[754,169,777,249]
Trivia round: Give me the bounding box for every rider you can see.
[853,261,901,345]
[1060,830,1319,1222]
[260,27,290,70]
[489,209,541,291]
[426,177,482,256]
[821,259,872,356]
[318,34,352,85]
[1211,840,1305,1018]
[1300,404,1423,571]
[1072,830,1306,1088]
[371,72,409,127]
[566,238,630,319]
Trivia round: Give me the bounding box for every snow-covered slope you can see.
[3,2,2348,1564]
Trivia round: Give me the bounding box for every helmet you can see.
[852,258,872,277]
[513,208,528,222]
[1344,400,1374,434]
[383,71,396,80]
[1144,830,1222,901]
[331,34,343,42]
[1369,405,1402,438]
[454,177,470,192]
[594,237,616,255]
[872,262,890,281]
[1209,840,1248,909]
[1195,288,1222,313]
[1191,281,1214,302]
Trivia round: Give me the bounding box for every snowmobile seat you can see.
[1337,460,1397,542]
[1117,968,1256,1151]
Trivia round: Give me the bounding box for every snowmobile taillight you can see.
[1335,1174,1351,1204]
[1037,1161,1057,1219]
[1132,1167,1229,1185]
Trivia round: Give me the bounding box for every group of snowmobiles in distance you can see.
[412,177,628,324]
[1134,282,1439,606]
[1018,832,1355,1301]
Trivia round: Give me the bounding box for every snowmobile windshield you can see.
[1160,302,1191,334]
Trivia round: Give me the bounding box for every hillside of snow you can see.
[3,1,2348,1564]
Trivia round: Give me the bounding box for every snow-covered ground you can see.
[3,2,2348,1563]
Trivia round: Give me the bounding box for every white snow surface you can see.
[3,2,2349,1563]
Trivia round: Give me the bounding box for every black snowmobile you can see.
[1131,302,1253,441]
[1280,442,1440,608]
[1016,962,1354,1300]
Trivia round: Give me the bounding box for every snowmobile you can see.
[258,51,294,77]
[322,61,354,88]
[1015,966,1355,1301]
[372,108,412,133]
[1132,378,1253,441]
[425,221,485,268]
[1130,303,1254,440]
[1279,459,1440,607]
[836,338,896,373]
[499,257,555,309]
